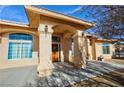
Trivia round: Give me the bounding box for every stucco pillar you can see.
[87,38,93,60]
[0,34,9,64]
[37,24,54,77]
[61,36,71,62]
[91,38,96,60]
[73,31,87,68]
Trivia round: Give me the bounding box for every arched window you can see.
[9,33,32,40]
[8,33,32,59]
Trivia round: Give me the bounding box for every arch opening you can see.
[52,24,77,37]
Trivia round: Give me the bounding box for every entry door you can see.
[52,44,60,62]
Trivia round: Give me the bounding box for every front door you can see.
[52,43,60,62]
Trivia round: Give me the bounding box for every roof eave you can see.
[24,5,94,29]
[0,20,29,28]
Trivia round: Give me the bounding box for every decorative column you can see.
[37,24,54,77]
[91,38,96,60]
[86,38,92,60]
[61,34,71,62]
[73,31,87,69]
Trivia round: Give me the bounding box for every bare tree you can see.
[78,5,124,40]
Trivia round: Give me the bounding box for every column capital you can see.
[38,24,54,34]
[72,30,83,38]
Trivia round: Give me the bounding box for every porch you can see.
[37,24,87,76]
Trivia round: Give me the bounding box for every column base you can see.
[74,62,87,69]
[81,64,87,69]
[37,63,54,77]
[74,63,82,69]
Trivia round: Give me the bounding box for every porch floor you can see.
[30,61,124,87]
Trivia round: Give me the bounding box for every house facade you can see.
[85,34,116,61]
[0,6,94,76]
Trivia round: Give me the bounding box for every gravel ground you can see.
[72,69,124,87]
[106,59,124,65]
[30,61,124,87]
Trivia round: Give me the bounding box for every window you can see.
[9,33,32,40]
[102,43,110,54]
[8,33,32,59]
[71,38,74,56]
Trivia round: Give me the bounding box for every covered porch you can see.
[25,5,94,77]
[52,24,80,64]
[37,24,87,77]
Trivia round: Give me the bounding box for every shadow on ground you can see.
[73,69,124,87]
[27,62,124,87]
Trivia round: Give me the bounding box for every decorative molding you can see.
[72,30,83,38]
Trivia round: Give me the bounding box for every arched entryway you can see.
[52,24,77,63]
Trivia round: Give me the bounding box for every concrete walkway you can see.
[0,65,37,87]
[0,61,124,87]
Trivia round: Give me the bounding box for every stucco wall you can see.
[95,42,114,60]
[86,38,115,61]
[0,32,39,69]
[0,39,1,64]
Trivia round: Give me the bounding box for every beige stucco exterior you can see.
[0,32,39,69]
[95,42,115,60]
[86,36,116,61]
[0,5,117,77]
[0,5,95,77]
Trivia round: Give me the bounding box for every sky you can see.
[0,5,28,24]
[0,5,94,25]
[0,5,123,39]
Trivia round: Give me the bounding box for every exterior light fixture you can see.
[45,25,48,35]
